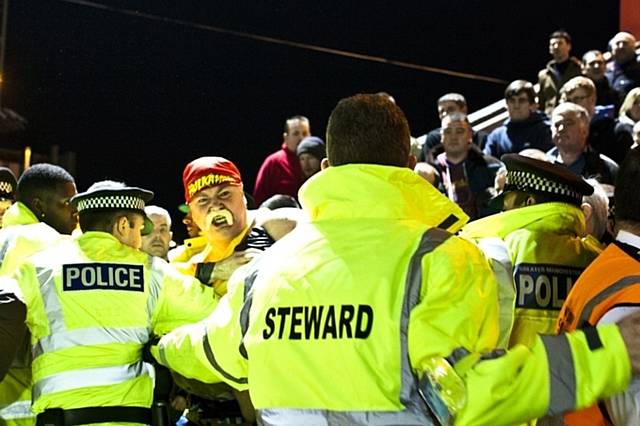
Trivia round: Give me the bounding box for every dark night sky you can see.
[3,0,619,238]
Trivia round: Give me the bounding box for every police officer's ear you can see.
[113,215,130,237]
[30,197,46,219]
[407,154,417,170]
[320,158,330,170]
[581,202,593,224]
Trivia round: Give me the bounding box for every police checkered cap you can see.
[75,194,147,213]
[0,167,17,200]
[499,154,593,205]
[505,170,583,203]
[71,180,154,213]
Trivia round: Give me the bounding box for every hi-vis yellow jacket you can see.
[461,202,601,348]
[10,231,217,415]
[0,202,60,426]
[167,235,207,263]
[153,165,630,426]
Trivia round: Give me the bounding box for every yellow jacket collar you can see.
[3,202,39,227]
[77,231,148,263]
[193,222,253,264]
[299,164,469,233]
[461,202,586,240]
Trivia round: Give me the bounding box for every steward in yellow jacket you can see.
[0,164,78,426]
[152,95,634,426]
[461,154,601,348]
[0,180,217,426]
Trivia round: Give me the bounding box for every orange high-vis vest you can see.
[557,242,640,426]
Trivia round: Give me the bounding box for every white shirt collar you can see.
[616,230,640,250]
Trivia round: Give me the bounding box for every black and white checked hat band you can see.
[505,170,582,203]
[75,194,146,213]
[0,181,13,195]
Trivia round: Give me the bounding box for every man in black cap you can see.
[296,135,326,180]
[461,154,601,350]
[0,179,218,426]
[0,166,17,228]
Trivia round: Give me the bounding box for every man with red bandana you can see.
[174,156,299,424]
[175,156,284,297]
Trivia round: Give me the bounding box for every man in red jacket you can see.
[253,115,310,205]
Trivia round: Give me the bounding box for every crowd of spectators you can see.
[412,29,640,226]
[1,28,640,426]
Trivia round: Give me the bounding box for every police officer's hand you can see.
[618,311,640,375]
[211,249,262,281]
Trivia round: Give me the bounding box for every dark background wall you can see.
[3,0,620,238]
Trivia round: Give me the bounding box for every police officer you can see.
[462,153,600,348]
[150,94,640,426]
[0,166,17,228]
[0,180,217,426]
[0,164,78,426]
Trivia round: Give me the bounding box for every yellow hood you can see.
[299,164,469,233]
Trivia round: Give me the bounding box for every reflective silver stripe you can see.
[146,256,164,321]
[541,334,576,415]
[239,269,260,359]
[0,227,20,264]
[32,326,149,358]
[157,341,169,366]
[32,360,153,400]
[257,228,451,425]
[0,235,11,264]
[203,326,248,385]
[477,237,515,349]
[240,270,259,336]
[400,228,452,403]
[0,400,34,420]
[578,275,640,327]
[258,407,430,426]
[36,266,66,335]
